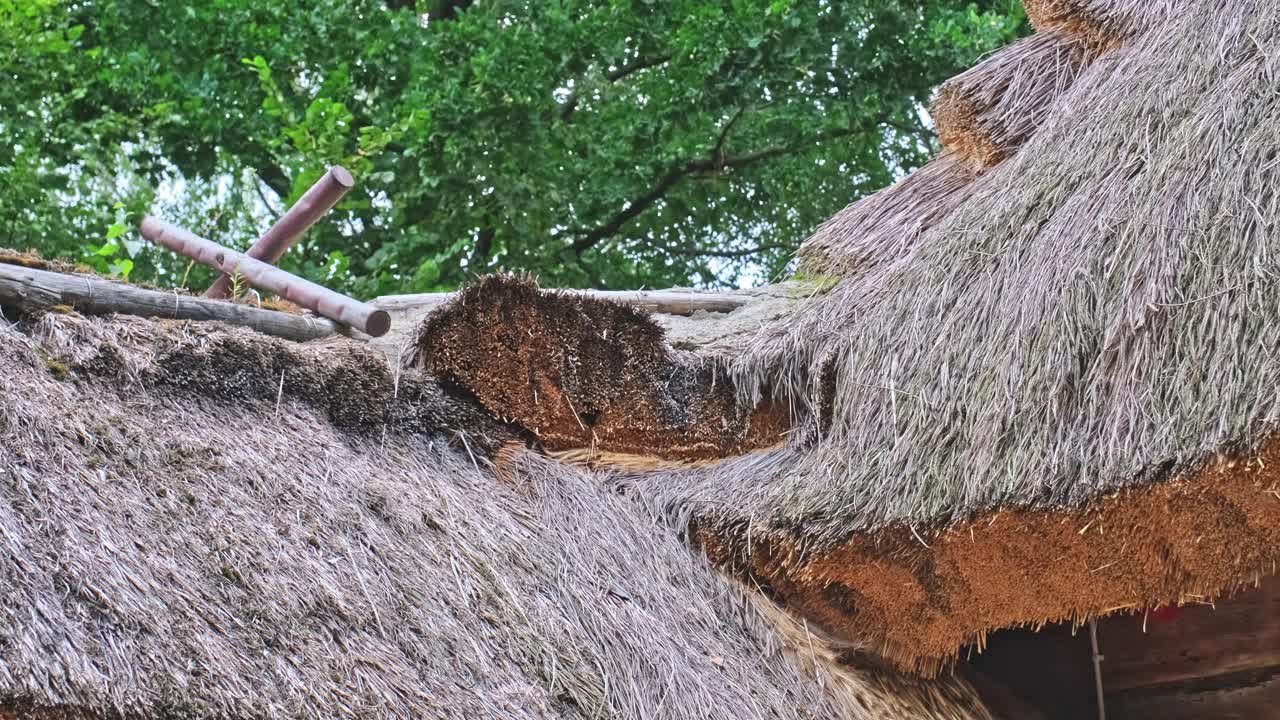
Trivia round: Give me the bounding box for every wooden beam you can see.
[1107,670,1280,720]
[0,262,340,342]
[372,288,754,316]
[960,668,1053,720]
[1096,576,1280,690]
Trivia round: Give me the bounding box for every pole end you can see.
[329,165,356,188]
[365,309,392,338]
[138,215,164,239]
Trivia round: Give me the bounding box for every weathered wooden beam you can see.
[1107,671,1280,720]
[1096,577,1280,690]
[140,216,391,337]
[373,288,754,315]
[206,166,355,299]
[0,262,340,342]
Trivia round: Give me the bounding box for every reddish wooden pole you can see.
[140,216,391,337]
[206,165,355,299]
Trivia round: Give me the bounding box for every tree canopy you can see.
[1,0,1026,295]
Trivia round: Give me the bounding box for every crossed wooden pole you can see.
[138,166,390,338]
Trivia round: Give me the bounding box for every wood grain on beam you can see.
[372,289,754,315]
[1097,576,1280,691]
[0,263,339,342]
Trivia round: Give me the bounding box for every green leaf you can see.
[108,258,134,279]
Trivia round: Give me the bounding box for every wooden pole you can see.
[372,289,755,316]
[206,166,355,299]
[1090,619,1107,720]
[140,216,391,337]
[0,262,340,342]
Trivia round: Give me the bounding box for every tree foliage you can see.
[0,0,1025,294]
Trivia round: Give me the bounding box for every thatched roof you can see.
[716,0,1280,525]
[403,0,1280,674]
[633,0,1280,670]
[0,311,989,719]
[7,0,1278,701]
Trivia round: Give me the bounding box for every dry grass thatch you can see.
[1024,0,1173,47]
[609,0,1280,669]
[0,312,990,719]
[684,0,1280,543]
[412,275,789,461]
[932,29,1095,170]
[685,443,1280,672]
[7,0,1276,693]
[795,153,981,278]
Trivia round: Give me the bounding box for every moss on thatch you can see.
[0,313,989,719]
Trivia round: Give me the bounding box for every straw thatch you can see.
[696,0,1280,537]
[413,275,788,462]
[932,30,1094,170]
[392,0,1280,673]
[8,0,1278,694]
[613,0,1280,671]
[795,153,980,278]
[0,311,991,719]
[1024,0,1172,47]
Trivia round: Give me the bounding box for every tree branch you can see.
[569,123,869,255]
[256,165,291,199]
[384,0,475,20]
[711,107,747,164]
[882,117,936,154]
[254,177,284,221]
[560,54,673,120]
[665,242,792,259]
[606,54,673,82]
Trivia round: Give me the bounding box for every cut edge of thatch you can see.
[412,274,791,462]
[694,435,1280,675]
[741,584,996,719]
[931,29,1098,171]
[1023,0,1172,48]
